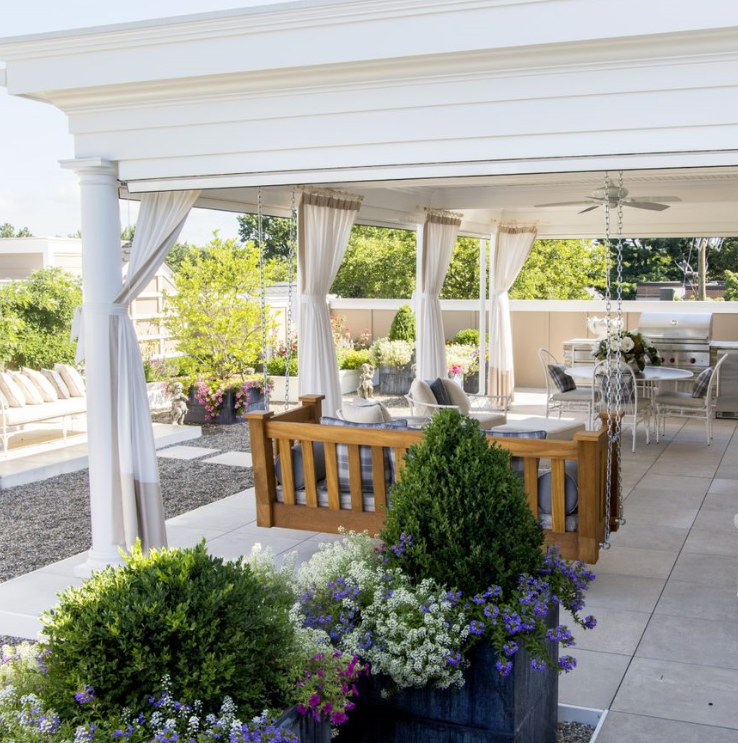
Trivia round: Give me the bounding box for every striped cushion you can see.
[321,417,408,495]
[487,429,547,476]
[692,367,713,398]
[547,364,576,393]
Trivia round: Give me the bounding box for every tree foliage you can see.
[388,305,416,342]
[237,213,294,262]
[510,239,607,300]
[163,233,275,380]
[331,226,416,298]
[725,270,738,301]
[440,237,482,299]
[0,268,81,369]
[0,222,32,238]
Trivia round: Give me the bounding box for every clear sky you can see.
[0,0,288,244]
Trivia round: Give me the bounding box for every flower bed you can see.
[186,376,271,424]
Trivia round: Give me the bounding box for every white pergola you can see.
[3,0,738,573]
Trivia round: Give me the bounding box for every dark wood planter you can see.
[379,365,414,396]
[337,604,559,743]
[276,706,332,743]
[463,372,480,394]
[185,387,266,425]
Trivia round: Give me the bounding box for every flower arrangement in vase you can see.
[594,331,661,373]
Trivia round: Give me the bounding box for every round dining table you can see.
[564,365,694,383]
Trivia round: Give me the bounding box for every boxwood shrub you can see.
[381,410,544,596]
[40,542,298,720]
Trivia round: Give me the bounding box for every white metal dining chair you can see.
[538,348,595,426]
[592,360,651,453]
[654,353,729,445]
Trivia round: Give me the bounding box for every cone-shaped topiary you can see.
[381,410,544,597]
[388,304,416,343]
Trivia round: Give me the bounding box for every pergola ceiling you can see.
[147,165,738,239]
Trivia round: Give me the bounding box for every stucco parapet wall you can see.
[328,298,738,314]
[2,0,738,97]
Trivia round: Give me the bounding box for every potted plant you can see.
[186,374,271,424]
[369,338,414,395]
[594,330,661,373]
[0,542,363,742]
[295,412,596,743]
[450,329,487,392]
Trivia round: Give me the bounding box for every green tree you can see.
[724,270,738,301]
[510,239,606,300]
[388,305,416,342]
[331,226,416,298]
[0,223,32,238]
[440,237,482,299]
[237,213,294,261]
[0,268,81,369]
[163,233,274,380]
[165,241,200,272]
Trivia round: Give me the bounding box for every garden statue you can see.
[357,363,374,399]
[170,382,189,425]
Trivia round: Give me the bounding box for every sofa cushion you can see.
[10,371,44,405]
[338,401,392,424]
[469,411,507,430]
[538,462,579,516]
[486,429,547,476]
[321,417,408,497]
[410,378,438,417]
[22,368,58,403]
[429,377,453,407]
[42,368,71,399]
[441,379,471,415]
[0,372,26,407]
[274,443,327,491]
[1,397,87,426]
[54,364,86,397]
[0,388,8,410]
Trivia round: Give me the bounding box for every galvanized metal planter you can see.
[276,706,332,743]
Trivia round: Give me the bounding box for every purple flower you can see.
[446,652,462,667]
[495,659,513,677]
[468,620,485,635]
[75,685,95,706]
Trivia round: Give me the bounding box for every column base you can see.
[73,548,126,579]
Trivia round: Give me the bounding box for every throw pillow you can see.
[440,378,471,415]
[275,442,327,491]
[0,388,8,410]
[42,369,71,399]
[429,378,453,407]
[22,367,58,402]
[692,367,713,398]
[537,462,579,516]
[321,417,409,495]
[486,429,547,477]
[547,364,576,393]
[0,372,26,407]
[339,402,392,424]
[54,364,86,397]
[9,371,44,405]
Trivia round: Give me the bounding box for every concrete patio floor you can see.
[1,390,737,741]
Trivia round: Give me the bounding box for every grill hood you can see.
[638,312,713,341]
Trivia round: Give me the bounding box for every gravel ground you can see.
[0,421,252,584]
[558,722,595,742]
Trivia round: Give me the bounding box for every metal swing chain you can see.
[615,170,626,527]
[601,172,614,549]
[257,187,270,411]
[283,186,297,410]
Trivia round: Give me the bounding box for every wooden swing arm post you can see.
[598,411,622,533]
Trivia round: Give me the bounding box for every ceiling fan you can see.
[534,180,682,213]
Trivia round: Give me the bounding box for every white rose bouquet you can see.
[595,330,661,372]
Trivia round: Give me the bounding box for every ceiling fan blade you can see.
[624,201,669,212]
[578,204,601,214]
[533,200,597,208]
[629,195,682,203]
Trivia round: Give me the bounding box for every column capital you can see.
[60,157,118,184]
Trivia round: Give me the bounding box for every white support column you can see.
[478,238,487,395]
[61,157,124,576]
[487,229,498,394]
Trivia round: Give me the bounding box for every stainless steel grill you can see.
[638,312,713,372]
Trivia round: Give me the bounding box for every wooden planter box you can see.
[276,706,332,743]
[337,604,559,743]
[186,387,265,425]
[379,365,413,395]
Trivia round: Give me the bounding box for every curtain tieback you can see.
[70,303,130,363]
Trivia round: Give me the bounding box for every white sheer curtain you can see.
[416,211,461,380]
[298,189,363,417]
[488,224,537,400]
[111,190,200,551]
